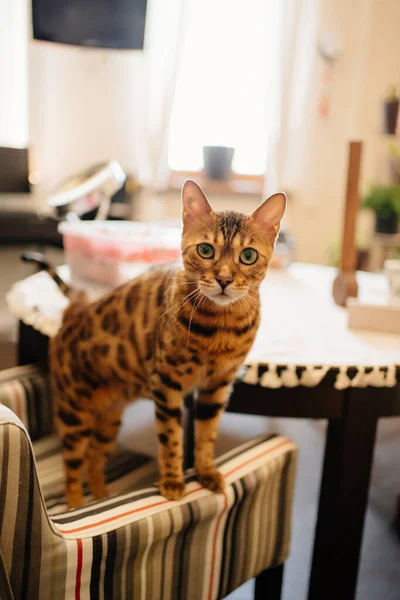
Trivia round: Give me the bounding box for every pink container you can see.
[58,221,182,287]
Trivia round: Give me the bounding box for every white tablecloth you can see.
[6,263,400,390]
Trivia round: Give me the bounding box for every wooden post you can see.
[332,141,363,306]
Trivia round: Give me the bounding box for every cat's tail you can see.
[21,252,72,297]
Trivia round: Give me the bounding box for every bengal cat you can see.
[22,180,286,507]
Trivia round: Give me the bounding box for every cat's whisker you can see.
[164,289,202,327]
[163,278,198,285]
[238,298,247,320]
[242,297,253,332]
[186,291,205,346]
[163,277,197,283]
[157,288,199,322]
[248,295,261,311]
[249,293,262,304]
[245,289,260,304]
[167,289,201,320]
[164,281,198,294]
[165,292,200,327]
[246,291,260,305]
[246,298,260,316]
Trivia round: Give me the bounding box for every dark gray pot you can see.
[203,146,235,180]
[375,214,398,234]
[383,100,399,134]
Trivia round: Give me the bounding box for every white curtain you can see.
[264,0,321,196]
[0,0,28,148]
[27,0,188,197]
[133,0,189,189]
[136,0,320,191]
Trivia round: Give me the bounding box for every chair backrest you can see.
[0,365,53,440]
[0,405,64,599]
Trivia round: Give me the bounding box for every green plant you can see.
[362,185,400,219]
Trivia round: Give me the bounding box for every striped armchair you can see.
[0,365,297,600]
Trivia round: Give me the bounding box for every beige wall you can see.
[134,188,262,224]
[29,42,142,194]
[28,0,400,264]
[285,0,400,264]
[360,0,400,187]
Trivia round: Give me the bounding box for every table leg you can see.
[183,394,195,470]
[308,388,378,600]
[254,564,284,600]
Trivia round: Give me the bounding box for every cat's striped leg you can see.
[152,386,185,501]
[85,390,126,501]
[56,403,94,509]
[194,383,232,493]
[85,413,122,501]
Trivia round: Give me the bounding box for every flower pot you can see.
[383,99,399,134]
[375,214,398,234]
[203,146,235,180]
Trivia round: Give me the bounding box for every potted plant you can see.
[383,86,400,134]
[202,146,235,180]
[362,184,400,234]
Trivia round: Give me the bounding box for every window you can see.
[0,0,28,149]
[168,0,279,176]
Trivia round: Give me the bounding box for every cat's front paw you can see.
[198,470,226,493]
[92,488,109,501]
[66,493,84,509]
[159,478,186,501]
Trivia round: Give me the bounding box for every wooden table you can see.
[7,263,400,600]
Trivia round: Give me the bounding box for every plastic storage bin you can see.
[58,221,182,287]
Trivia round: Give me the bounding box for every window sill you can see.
[168,170,264,196]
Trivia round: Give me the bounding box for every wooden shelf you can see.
[373,232,400,246]
[168,170,264,196]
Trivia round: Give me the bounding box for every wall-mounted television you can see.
[32,0,147,50]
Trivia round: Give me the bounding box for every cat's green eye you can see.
[240,247,258,265]
[197,243,215,259]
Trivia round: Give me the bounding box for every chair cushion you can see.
[45,434,297,599]
[33,435,158,515]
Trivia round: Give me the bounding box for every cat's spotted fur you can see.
[25,181,286,507]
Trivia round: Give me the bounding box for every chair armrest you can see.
[0,405,59,598]
[0,363,53,440]
[0,546,14,600]
[0,407,297,600]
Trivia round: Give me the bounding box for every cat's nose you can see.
[216,277,232,291]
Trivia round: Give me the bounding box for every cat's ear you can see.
[182,180,214,225]
[250,192,287,239]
